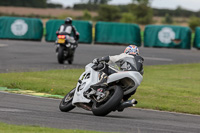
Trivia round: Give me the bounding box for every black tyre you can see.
[57,46,65,64]
[59,88,76,112]
[68,60,72,64]
[92,85,123,116]
[68,51,74,65]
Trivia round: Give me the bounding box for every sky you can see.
[49,0,200,12]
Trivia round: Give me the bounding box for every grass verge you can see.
[0,63,200,115]
[0,69,84,96]
[135,63,200,114]
[0,122,108,133]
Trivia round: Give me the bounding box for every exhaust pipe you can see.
[117,99,137,112]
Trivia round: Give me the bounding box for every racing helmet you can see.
[65,17,72,24]
[124,45,139,55]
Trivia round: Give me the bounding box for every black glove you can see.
[99,56,110,63]
[75,32,80,41]
[92,58,99,65]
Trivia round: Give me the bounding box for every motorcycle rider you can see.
[91,45,144,101]
[56,17,79,51]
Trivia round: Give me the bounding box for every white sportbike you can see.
[59,61,143,116]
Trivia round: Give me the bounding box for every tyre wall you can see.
[193,27,200,49]
[95,21,141,46]
[0,16,43,41]
[144,25,191,49]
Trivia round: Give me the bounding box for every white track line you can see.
[0,91,60,101]
[0,108,29,112]
[133,108,200,117]
[0,44,8,47]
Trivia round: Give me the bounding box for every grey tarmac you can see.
[0,92,200,133]
[0,39,200,73]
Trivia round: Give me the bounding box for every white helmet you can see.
[124,45,139,55]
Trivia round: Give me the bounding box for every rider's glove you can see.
[56,31,59,35]
[75,32,80,41]
[93,58,99,65]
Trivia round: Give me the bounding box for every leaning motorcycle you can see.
[55,33,78,64]
[59,60,143,116]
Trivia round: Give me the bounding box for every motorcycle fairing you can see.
[72,63,99,105]
[107,71,143,95]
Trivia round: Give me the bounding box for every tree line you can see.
[0,0,62,8]
[74,4,200,18]
[75,0,200,30]
[76,0,153,24]
[1,0,200,18]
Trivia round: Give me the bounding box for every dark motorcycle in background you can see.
[55,32,79,64]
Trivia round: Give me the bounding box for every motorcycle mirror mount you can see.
[78,80,82,84]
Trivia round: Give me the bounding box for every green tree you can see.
[129,0,153,24]
[82,10,92,20]
[99,0,111,4]
[132,0,151,5]
[97,5,121,22]
[175,6,184,17]
[189,16,200,31]
[0,0,47,8]
[87,0,111,4]
[120,13,135,23]
[162,13,173,24]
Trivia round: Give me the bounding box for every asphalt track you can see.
[0,39,200,73]
[0,40,200,133]
[0,92,200,133]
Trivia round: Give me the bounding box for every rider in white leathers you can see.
[91,45,144,101]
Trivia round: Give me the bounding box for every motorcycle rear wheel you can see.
[57,46,65,64]
[92,85,123,116]
[68,60,72,64]
[59,88,76,112]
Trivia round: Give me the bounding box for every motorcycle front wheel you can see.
[59,88,76,112]
[92,85,123,116]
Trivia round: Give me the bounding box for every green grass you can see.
[134,63,200,114]
[0,122,108,133]
[191,32,195,46]
[43,27,46,36]
[0,69,84,96]
[0,64,200,115]
[140,31,144,43]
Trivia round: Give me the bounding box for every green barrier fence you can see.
[95,21,141,46]
[0,16,43,40]
[144,25,191,49]
[45,19,92,44]
[193,27,200,49]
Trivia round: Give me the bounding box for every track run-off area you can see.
[0,40,200,133]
